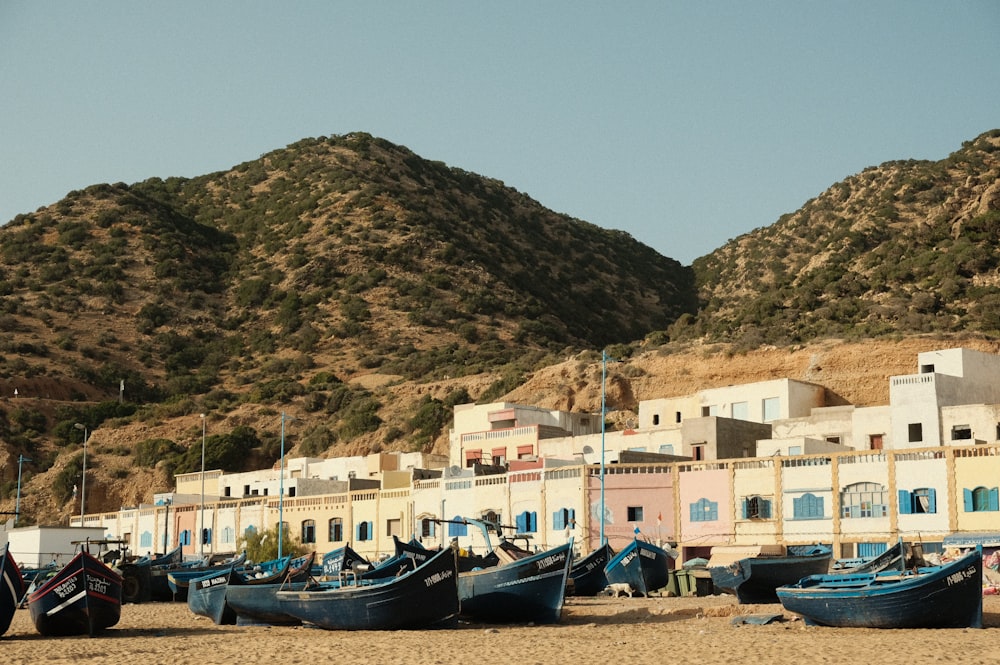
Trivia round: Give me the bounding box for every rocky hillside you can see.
[2,130,999,526]
[685,129,1000,348]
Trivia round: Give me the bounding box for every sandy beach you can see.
[4,594,999,665]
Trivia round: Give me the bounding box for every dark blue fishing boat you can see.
[776,547,983,628]
[119,545,197,603]
[604,538,675,596]
[275,547,459,630]
[569,542,614,596]
[213,553,316,627]
[186,552,315,625]
[709,544,832,604]
[394,534,499,572]
[458,540,573,624]
[1,543,26,636]
[27,549,123,636]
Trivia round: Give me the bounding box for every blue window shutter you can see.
[762,499,772,519]
[898,490,911,515]
[689,503,697,521]
[368,521,374,539]
[741,499,748,519]
[355,523,361,540]
[553,510,563,530]
[792,496,802,519]
[964,488,974,512]
[569,508,575,523]
[530,512,537,532]
[516,512,526,532]
[990,488,999,512]
[928,488,937,513]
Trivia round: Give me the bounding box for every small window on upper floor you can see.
[908,423,923,443]
[652,414,660,426]
[952,425,972,440]
[675,411,682,423]
[920,363,935,374]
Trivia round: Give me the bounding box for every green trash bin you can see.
[675,569,693,596]
[664,569,680,596]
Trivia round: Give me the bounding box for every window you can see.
[221,526,235,544]
[732,401,749,421]
[289,487,296,497]
[841,482,888,518]
[675,411,682,423]
[492,447,506,466]
[658,444,674,455]
[302,519,316,544]
[898,488,937,514]
[140,531,153,548]
[742,495,772,519]
[201,528,212,545]
[420,518,436,538]
[515,511,538,533]
[857,542,888,558]
[180,529,191,546]
[276,521,288,537]
[762,397,780,422]
[224,486,231,497]
[952,425,972,441]
[788,445,802,456]
[517,445,534,460]
[691,444,706,461]
[552,508,576,530]
[870,434,884,450]
[963,486,999,512]
[328,518,343,542]
[244,525,257,539]
[908,423,923,443]
[689,498,718,522]
[792,493,824,520]
[627,506,644,522]
[701,405,718,417]
[920,363,935,374]
[243,485,250,497]
[826,436,841,445]
[652,414,660,426]
[448,515,468,537]
[356,520,374,541]
[386,518,401,538]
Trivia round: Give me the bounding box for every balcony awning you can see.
[942,531,1000,547]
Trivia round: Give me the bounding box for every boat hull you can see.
[569,543,613,596]
[277,548,459,630]
[187,567,238,625]
[458,541,572,624]
[226,581,310,626]
[710,551,832,604]
[28,551,122,636]
[604,539,671,596]
[1,544,26,636]
[777,549,983,628]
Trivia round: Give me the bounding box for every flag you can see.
[657,512,662,525]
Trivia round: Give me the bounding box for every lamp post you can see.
[199,413,206,557]
[599,350,616,546]
[74,423,88,523]
[278,412,295,558]
[15,454,31,525]
[162,498,171,553]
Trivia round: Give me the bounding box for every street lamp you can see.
[15,454,32,525]
[278,412,295,558]
[74,423,88,523]
[199,413,206,557]
[599,350,616,546]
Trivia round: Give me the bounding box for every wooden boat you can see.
[276,547,459,630]
[604,538,675,596]
[832,540,921,574]
[709,544,832,604]
[458,540,573,624]
[119,545,199,603]
[568,542,614,596]
[393,534,499,572]
[187,552,316,625]
[776,547,983,628]
[165,551,247,601]
[1,543,26,636]
[27,549,123,636]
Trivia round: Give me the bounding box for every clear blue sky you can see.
[2,2,998,265]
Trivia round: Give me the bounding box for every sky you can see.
[1,2,998,265]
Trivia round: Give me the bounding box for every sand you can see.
[4,594,999,665]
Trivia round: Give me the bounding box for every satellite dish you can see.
[448,465,462,477]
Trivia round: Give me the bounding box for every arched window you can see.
[841,482,887,518]
[793,493,824,519]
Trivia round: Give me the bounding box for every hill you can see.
[2,130,999,525]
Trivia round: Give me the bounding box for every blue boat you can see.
[569,542,614,596]
[275,547,459,630]
[186,553,316,625]
[166,551,247,601]
[394,533,499,572]
[604,538,675,596]
[458,540,573,624]
[777,547,983,628]
[1,544,26,636]
[27,549,123,636]
[709,544,832,604]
